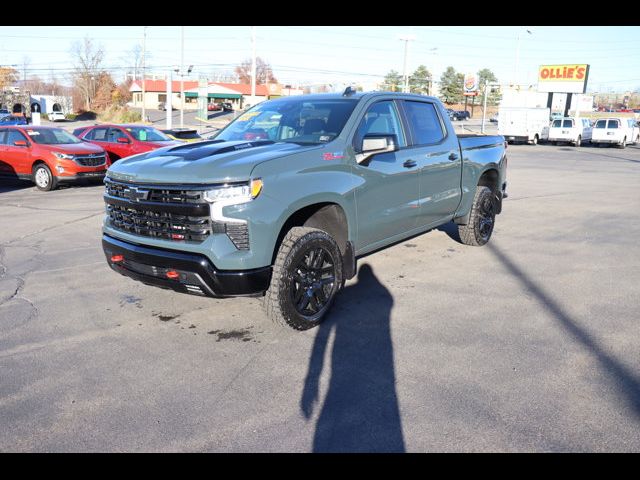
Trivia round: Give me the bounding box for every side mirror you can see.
[117,137,130,144]
[14,140,28,147]
[355,134,398,165]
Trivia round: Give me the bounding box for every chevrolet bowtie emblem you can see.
[124,186,149,202]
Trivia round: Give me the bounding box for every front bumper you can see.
[102,234,271,297]
[57,171,106,182]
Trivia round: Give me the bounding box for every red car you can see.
[0,126,108,191]
[207,103,222,111]
[73,124,182,163]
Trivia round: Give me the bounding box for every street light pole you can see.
[251,26,257,100]
[399,35,415,93]
[141,26,147,123]
[180,26,184,128]
[514,27,532,86]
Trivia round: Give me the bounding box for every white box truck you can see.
[498,107,550,145]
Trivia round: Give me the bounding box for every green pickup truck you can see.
[102,90,507,330]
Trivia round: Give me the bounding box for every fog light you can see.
[56,165,65,173]
[111,254,124,263]
[166,270,180,279]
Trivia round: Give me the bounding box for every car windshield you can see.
[25,127,81,144]
[214,98,359,145]
[125,126,171,142]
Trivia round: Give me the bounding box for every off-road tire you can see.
[32,163,58,191]
[263,227,343,330]
[458,186,496,247]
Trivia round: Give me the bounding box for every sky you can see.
[1,26,639,93]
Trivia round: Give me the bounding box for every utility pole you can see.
[141,26,147,123]
[166,68,172,130]
[251,26,257,100]
[482,81,489,134]
[399,34,415,93]
[180,26,185,128]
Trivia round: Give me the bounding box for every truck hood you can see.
[107,140,317,184]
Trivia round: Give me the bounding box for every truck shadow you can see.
[485,243,640,418]
[438,222,640,417]
[300,263,405,452]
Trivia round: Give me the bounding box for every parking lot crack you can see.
[3,211,104,246]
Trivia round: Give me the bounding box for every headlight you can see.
[204,179,263,224]
[203,179,263,204]
[53,152,74,160]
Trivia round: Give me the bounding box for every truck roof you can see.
[266,91,439,103]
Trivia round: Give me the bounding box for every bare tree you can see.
[21,55,30,90]
[234,57,278,85]
[120,44,151,82]
[70,37,105,111]
[0,67,18,90]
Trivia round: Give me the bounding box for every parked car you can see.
[591,118,640,148]
[0,115,27,126]
[451,110,471,121]
[102,90,508,330]
[0,108,10,120]
[74,124,183,163]
[549,112,564,121]
[158,102,176,111]
[207,103,222,111]
[0,126,108,191]
[489,113,499,123]
[548,117,593,146]
[220,102,234,112]
[161,128,203,143]
[48,111,66,122]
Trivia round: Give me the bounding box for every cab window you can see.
[355,100,406,148]
[402,101,445,145]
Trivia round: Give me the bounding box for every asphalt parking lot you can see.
[1,142,639,452]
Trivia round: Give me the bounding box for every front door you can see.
[352,99,419,249]
[3,129,31,175]
[400,100,462,227]
[107,127,135,159]
[0,129,8,174]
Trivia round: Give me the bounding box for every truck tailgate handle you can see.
[403,159,417,168]
[448,152,459,161]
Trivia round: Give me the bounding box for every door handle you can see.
[403,159,417,168]
[448,152,459,161]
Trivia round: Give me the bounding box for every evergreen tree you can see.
[439,67,464,104]
[409,65,432,95]
[381,70,403,92]
[477,68,502,106]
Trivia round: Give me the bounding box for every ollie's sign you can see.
[538,64,589,93]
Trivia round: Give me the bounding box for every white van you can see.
[548,117,592,146]
[498,107,550,145]
[591,118,639,148]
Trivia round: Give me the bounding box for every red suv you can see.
[0,126,108,191]
[73,124,182,163]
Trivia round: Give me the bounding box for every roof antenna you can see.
[343,86,356,97]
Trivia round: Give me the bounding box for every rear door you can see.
[351,99,420,248]
[581,118,592,140]
[400,99,462,228]
[0,129,9,174]
[83,126,112,160]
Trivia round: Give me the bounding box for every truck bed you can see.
[458,134,505,151]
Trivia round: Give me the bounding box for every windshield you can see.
[26,128,81,144]
[125,126,172,142]
[214,98,358,145]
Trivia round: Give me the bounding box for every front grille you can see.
[107,203,211,242]
[105,178,204,204]
[75,155,106,167]
[104,179,211,243]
